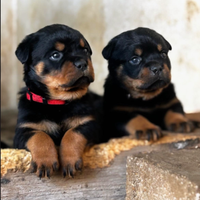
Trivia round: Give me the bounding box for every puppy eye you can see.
[161,52,167,59]
[129,56,142,65]
[50,52,63,61]
[83,48,88,53]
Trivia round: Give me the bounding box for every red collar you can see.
[26,90,68,105]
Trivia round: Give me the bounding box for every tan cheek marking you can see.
[42,62,76,90]
[63,115,94,129]
[87,59,95,81]
[19,120,59,133]
[163,63,171,81]
[135,48,142,56]
[164,110,188,128]
[117,65,147,99]
[122,64,171,100]
[123,75,144,90]
[42,72,61,90]
[157,44,162,52]
[80,39,85,47]
[136,63,171,100]
[43,70,88,100]
[117,65,144,89]
[139,67,150,79]
[35,62,45,75]
[55,42,65,51]
[52,87,88,100]
[60,61,78,83]
[117,67,165,100]
[41,61,89,101]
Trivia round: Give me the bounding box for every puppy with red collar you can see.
[14,24,99,178]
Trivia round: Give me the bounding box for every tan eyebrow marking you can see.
[35,62,45,75]
[80,39,85,47]
[135,48,143,56]
[55,42,65,51]
[157,44,162,52]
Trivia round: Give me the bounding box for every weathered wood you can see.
[0,145,158,200]
[2,139,200,200]
[1,148,132,200]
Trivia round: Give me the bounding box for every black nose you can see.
[150,65,163,75]
[74,59,87,71]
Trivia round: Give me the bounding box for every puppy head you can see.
[16,24,94,101]
[102,27,172,100]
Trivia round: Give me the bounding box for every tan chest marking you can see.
[62,115,94,129]
[19,120,59,133]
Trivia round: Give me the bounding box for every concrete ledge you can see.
[126,149,200,200]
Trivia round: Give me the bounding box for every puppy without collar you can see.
[102,27,198,141]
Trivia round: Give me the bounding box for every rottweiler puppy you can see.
[14,24,99,178]
[102,27,198,141]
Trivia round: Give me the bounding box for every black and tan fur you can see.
[14,24,99,178]
[101,27,199,142]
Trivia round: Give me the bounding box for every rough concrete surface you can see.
[126,148,200,200]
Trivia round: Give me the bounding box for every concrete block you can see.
[126,149,200,200]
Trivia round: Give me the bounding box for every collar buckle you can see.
[42,98,48,104]
[27,90,33,102]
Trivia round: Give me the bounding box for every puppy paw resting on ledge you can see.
[1,133,200,177]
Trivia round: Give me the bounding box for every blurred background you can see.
[1,0,200,113]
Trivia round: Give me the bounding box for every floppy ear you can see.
[83,38,92,55]
[15,33,35,64]
[166,40,172,51]
[161,35,172,51]
[102,38,117,60]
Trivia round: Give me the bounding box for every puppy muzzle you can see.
[149,64,163,75]
[73,59,87,71]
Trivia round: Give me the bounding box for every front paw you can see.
[165,110,195,133]
[135,127,163,141]
[126,115,163,141]
[60,155,83,178]
[26,131,59,178]
[166,121,194,133]
[31,155,59,178]
[59,129,87,178]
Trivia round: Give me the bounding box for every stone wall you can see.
[1,0,200,112]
